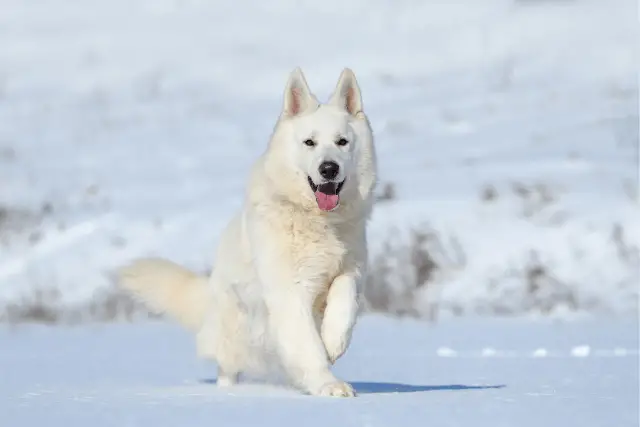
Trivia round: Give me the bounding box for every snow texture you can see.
[0,0,637,317]
[1,315,638,426]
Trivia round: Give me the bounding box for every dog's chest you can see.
[288,220,349,287]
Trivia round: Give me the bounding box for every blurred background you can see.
[0,0,637,324]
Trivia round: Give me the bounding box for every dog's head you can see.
[263,68,377,215]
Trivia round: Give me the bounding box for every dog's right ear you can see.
[282,67,318,117]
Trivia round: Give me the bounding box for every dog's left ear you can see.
[329,68,363,116]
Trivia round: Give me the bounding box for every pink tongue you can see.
[314,191,339,211]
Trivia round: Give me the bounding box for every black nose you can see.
[319,161,339,180]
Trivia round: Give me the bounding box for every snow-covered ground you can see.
[1,2,637,424]
[2,315,638,426]
[0,0,638,316]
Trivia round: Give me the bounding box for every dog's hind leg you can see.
[196,320,241,387]
[196,283,251,387]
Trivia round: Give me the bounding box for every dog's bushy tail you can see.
[118,258,209,330]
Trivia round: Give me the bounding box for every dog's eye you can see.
[336,138,349,147]
[303,139,316,147]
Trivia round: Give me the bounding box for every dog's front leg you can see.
[264,277,355,397]
[249,215,356,397]
[321,272,360,364]
[252,260,353,396]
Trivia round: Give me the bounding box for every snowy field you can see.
[2,315,638,426]
[0,0,637,318]
[0,0,639,424]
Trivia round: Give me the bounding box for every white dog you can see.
[119,67,377,397]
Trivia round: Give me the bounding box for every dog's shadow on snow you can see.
[351,382,505,394]
[201,378,505,395]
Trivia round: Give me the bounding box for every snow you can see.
[0,0,638,315]
[0,1,637,423]
[2,315,638,426]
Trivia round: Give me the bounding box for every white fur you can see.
[118,68,377,397]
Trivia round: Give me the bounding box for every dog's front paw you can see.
[316,380,356,397]
[326,341,347,365]
[322,329,351,365]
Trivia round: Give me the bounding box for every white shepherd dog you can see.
[119,67,378,397]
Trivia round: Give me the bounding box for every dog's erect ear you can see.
[282,67,318,117]
[329,68,363,116]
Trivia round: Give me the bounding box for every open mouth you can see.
[307,177,345,212]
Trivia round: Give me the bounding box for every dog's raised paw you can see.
[317,381,356,397]
[322,332,349,365]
